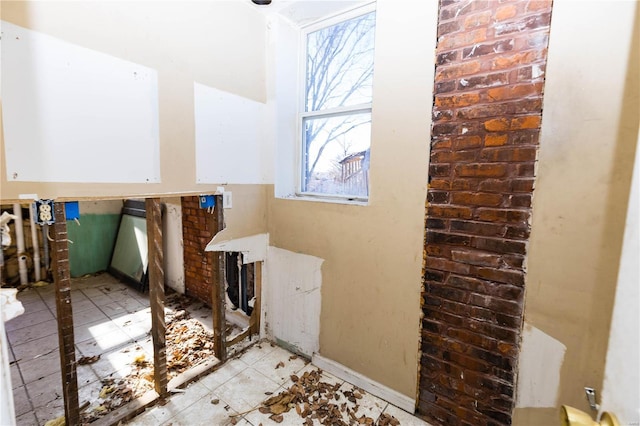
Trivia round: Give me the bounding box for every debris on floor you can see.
[80,291,255,423]
[81,293,224,423]
[81,368,153,424]
[44,415,65,426]
[77,355,101,365]
[239,368,401,426]
[165,307,215,374]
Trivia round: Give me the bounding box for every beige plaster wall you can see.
[516,0,639,422]
[0,1,269,239]
[267,0,438,397]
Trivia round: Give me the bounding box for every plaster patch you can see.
[263,246,323,357]
[516,323,566,408]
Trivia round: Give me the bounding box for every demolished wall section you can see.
[419,1,552,424]
[181,196,217,305]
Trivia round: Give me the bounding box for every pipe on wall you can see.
[29,207,41,282]
[42,224,50,274]
[12,204,28,286]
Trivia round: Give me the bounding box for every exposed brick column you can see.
[419,1,552,425]
[181,196,218,305]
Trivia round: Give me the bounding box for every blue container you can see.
[199,195,215,209]
[65,201,80,220]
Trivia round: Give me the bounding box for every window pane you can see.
[305,11,376,112]
[302,112,371,197]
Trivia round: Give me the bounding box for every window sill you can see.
[276,193,369,207]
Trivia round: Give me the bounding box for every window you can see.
[299,7,376,200]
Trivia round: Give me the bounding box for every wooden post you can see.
[250,262,262,336]
[51,203,80,425]
[211,194,227,362]
[146,198,167,396]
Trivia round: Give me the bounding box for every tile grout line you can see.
[76,285,149,384]
[16,287,54,424]
[9,337,37,420]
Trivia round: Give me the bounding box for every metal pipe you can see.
[42,224,50,274]
[29,206,41,282]
[0,245,4,285]
[12,204,28,285]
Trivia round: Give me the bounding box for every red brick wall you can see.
[181,196,217,305]
[419,1,552,425]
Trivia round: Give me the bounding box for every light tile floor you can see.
[7,274,154,425]
[127,342,432,426]
[7,274,431,425]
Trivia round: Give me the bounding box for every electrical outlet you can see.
[223,191,232,209]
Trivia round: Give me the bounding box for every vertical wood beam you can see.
[250,262,262,336]
[52,203,79,425]
[210,194,227,361]
[146,198,167,396]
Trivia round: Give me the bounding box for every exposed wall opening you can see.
[3,195,262,424]
[418,0,553,425]
[181,196,261,358]
[225,252,255,317]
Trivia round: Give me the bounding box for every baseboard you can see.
[311,354,416,413]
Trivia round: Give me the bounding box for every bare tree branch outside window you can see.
[302,11,376,197]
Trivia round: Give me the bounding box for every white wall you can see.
[268,14,300,198]
[516,323,566,408]
[600,130,640,424]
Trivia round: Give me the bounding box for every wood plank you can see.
[226,327,252,347]
[146,198,167,396]
[52,202,80,425]
[250,261,262,336]
[211,194,227,361]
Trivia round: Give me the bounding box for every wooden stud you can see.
[52,202,80,425]
[250,261,262,336]
[146,198,167,396]
[211,194,227,361]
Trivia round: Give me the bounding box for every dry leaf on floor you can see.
[77,355,100,365]
[269,414,284,423]
[256,367,377,425]
[377,413,400,426]
[275,361,285,369]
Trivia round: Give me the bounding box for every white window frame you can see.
[296,2,377,203]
